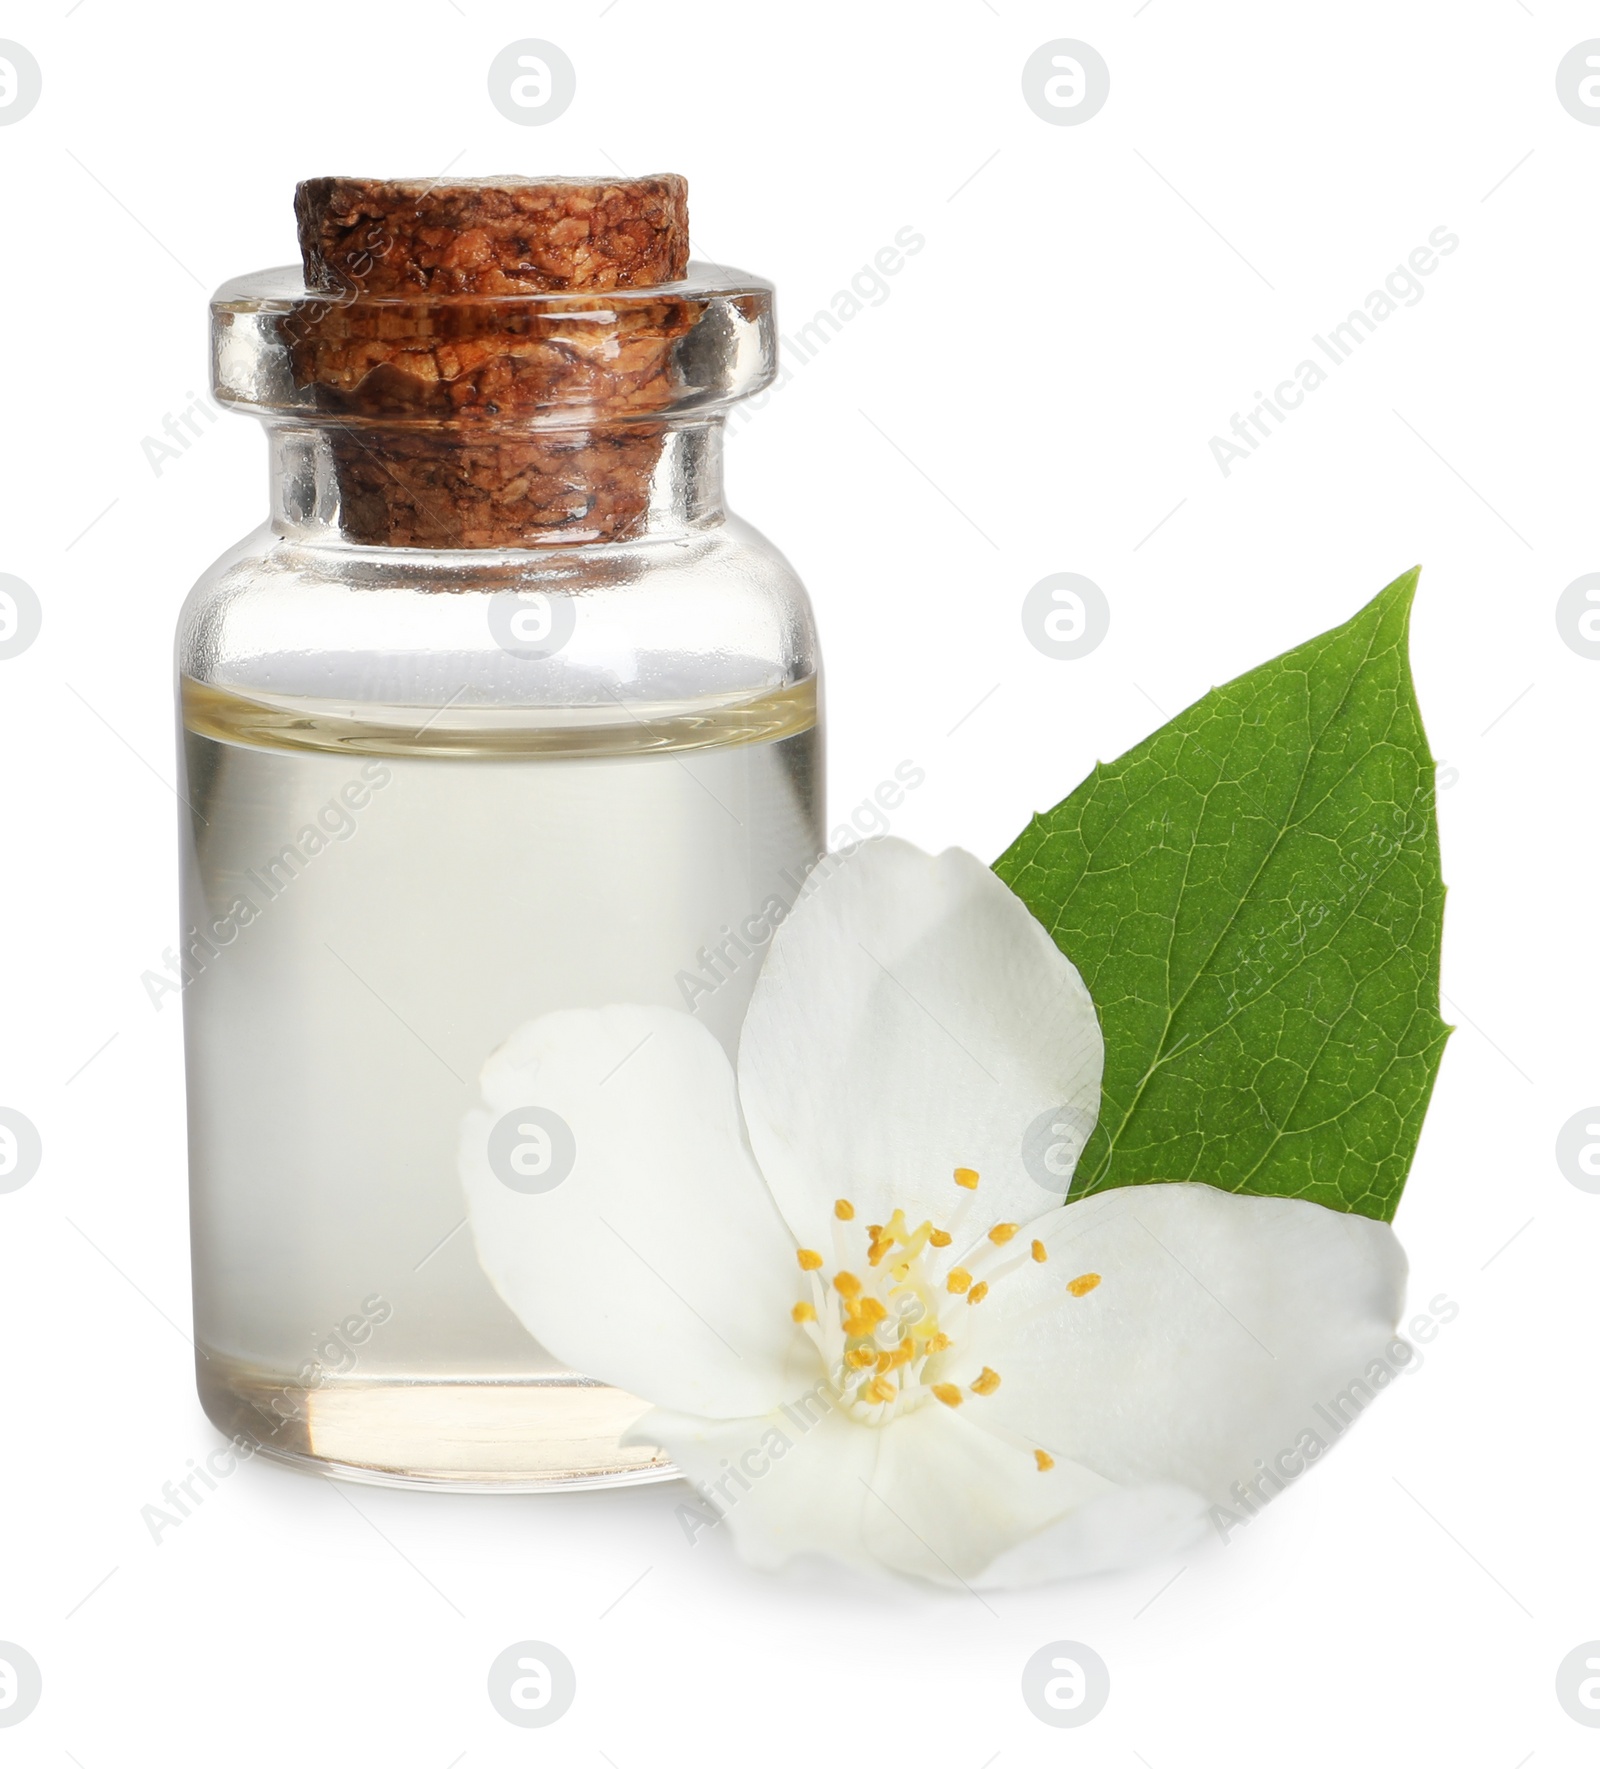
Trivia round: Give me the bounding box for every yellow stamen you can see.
[791,1301,816,1324]
[845,1346,878,1368]
[931,1383,963,1408]
[928,1228,953,1248]
[946,1268,972,1294]
[988,1222,1020,1244]
[833,1271,862,1298]
[966,1281,989,1306]
[927,1331,953,1354]
[834,1198,855,1221]
[971,1367,1001,1396]
[1031,1239,1048,1263]
[899,1219,931,1258]
[1034,1449,1055,1472]
[797,1248,823,1271]
[855,1297,888,1326]
[1067,1272,1102,1298]
[867,1237,895,1267]
[865,1376,895,1404]
[954,1167,979,1190]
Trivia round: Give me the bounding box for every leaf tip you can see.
[1382,563,1423,607]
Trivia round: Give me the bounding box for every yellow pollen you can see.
[954,1167,979,1190]
[1067,1272,1102,1298]
[845,1346,878,1369]
[946,1268,972,1294]
[966,1281,989,1305]
[868,1237,895,1267]
[931,1383,963,1407]
[1034,1449,1055,1472]
[971,1367,1002,1396]
[791,1301,816,1324]
[834,1199,855,1221]
[797,1248,823,1271]
[928,1228,953,1248]
[833,1271,862,1298]
[856,1297,888,1326]
[1031,1239,1048,1263]
[865,1376,895,1404]
[927,1331,953,1354]
[988,1223,1020,1244]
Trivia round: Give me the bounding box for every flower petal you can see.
[954,1182,1409,1506]
[971,1483,1209,1587]
[635,1394,1174,1589]
[632,1403,885,1574]
[459,1005,815,1419]
[630,1372,1203,1585]
[859,1402,1121,1585]
[738,839,1104,1249]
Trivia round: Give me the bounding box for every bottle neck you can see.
[266,416,728,551]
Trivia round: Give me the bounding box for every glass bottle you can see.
[176,191,823,1489]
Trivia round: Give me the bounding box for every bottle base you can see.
[197,1350,676,1492]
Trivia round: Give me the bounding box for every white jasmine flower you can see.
[460,839,1407,1587]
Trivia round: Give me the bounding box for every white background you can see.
[0,1,1593,1762]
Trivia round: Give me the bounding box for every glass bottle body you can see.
[177,419,823,1487]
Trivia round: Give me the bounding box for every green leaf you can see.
[995,568,1448,1222]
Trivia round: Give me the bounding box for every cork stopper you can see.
[294,174,690,295]
[286,174,697,549]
